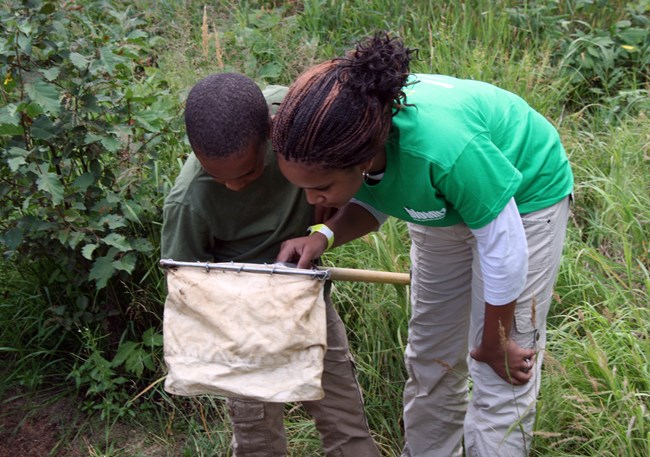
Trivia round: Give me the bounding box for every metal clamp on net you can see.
[159,259,331,281]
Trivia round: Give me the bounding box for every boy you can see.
[161,72,380,457]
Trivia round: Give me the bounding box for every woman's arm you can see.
[276,201,382,268]
[468,198,535,384]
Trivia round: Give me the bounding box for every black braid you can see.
[336,32,414,108]
[272,32,416,169]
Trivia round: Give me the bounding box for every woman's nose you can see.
[305,189,324,205]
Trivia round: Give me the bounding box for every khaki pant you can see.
[228,284,381,457]
[402,197,570,457]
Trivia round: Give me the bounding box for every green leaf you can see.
[19,101,44,118]
[100,214,127,230]
[25,80,61,116]
[82,244,98,260]
[131,238,154,253]
[0,123,23,136]
[0,104,23,136]
[134,110,163,132]
[6,147,30,172]
[67,231,86,250]
[112,252,136,274]
[149,36,165,47]
[40,67,60,81]
[126,29,148,42]
[57,228,70,246]
[7,156,27,171]
[98,46,129,74]
[40,2,56,14]
[617,27,648,46]
[125,350,145,377]
[100,135,121,153]
[142,353,155,371]
[84,132,102,144]
[16,34,31,54]
[112,376,129,386]
[112,340,148,377]
[63,208,82,223]
[112,341,139,366]
[73,172,96,192]
[258,61,282,79]
[92,197,119,215]
[1,227,24,250]
[80,93,100,112]
[89,252,117,289]
[69,52,89,69]
[103,233,131,251]
[30,115,58,140]
[0,104,20,124]
[85,131,121,152]
[143,328,163,348]
[36,171,64,205]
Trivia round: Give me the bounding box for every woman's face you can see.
[277,156,366,208]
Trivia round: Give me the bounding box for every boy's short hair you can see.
[184,73,269,159]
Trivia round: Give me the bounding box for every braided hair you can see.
[272,32,415,169]
[185,73,269,159]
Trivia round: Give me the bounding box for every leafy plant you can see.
[68,326,163,419]
[507,0,650,114]
[0,0,182,333]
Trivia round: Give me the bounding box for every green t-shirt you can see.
[161,86,313,263]
[354,75,574,229]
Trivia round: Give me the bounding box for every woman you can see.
[272,33,573,457]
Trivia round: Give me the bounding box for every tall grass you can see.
[2,0,648,455]
[323,220,411,454]
[536,116,650,456]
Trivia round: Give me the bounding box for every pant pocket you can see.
[227,399,287,457]
[520,214,553,273]
[228,399,265,423]
[513,300,537,343]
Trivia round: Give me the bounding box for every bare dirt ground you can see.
[0,389,83,457]
[0,388,170,457]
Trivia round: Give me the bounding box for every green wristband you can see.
[307,224,335,251]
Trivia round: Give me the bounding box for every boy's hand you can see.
[276,235,328,269]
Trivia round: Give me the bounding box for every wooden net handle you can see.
[318,267,410,285]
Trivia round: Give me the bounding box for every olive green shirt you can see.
[161,86,313,264]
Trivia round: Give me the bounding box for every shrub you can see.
[0,0,180,354]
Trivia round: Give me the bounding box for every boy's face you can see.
[198,140,267,191]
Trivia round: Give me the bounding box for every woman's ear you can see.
[362,148,387,174]
[359,159,374,174]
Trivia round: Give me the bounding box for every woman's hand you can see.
[276,234,328,269]
[276,202,380,269]
[470,339,536,385]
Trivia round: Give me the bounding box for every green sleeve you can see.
[437,133,522,229]
[161,201,214,262]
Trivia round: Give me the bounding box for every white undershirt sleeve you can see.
[470,198,528,306]
[350,198,389,227]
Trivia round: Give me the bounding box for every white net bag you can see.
[163,264,327,402]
